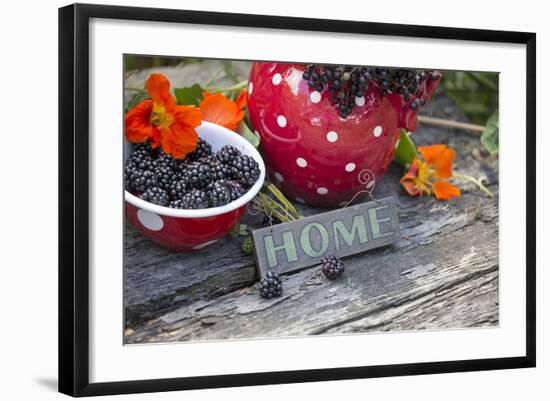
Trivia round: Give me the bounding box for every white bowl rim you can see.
[124,121,265,219]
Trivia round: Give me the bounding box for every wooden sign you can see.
[252,196,400,277]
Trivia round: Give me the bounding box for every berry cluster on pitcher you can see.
[125,139,261,210]
[302,64,441,118]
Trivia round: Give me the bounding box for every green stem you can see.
[252,196,292,223]
[207,80,248,94]
[453,173,494,198]
[125,87,147,93]
[204,66,225,87]
[251,185,302,224]
[465,72,499,92]
[266,184,301,220]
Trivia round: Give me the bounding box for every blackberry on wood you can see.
[321,255,345,280]
[258,271,283,299]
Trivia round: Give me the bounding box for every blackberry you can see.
[320,256,345,280]
[140,186,169,206]
[152,164,175,190]
[168,199,184,209]
[181,161,212,189]
[216,145,241,163]
[181,189,208,209]
[241,236,254,256]
[188,138,212,161]
[154,149,177,170]
[226,180,247,201]
[258,271,283,299]
[126,143,154,171]
[228,155,261,186]
[202,155,227,180]
[167,179,188,201]
[206,180,232,207]
[126,168,157,192]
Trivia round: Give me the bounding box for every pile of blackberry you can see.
[125,139,261,209]
[302,64,441,118]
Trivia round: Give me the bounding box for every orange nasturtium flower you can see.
[199,90,247,131]
[125,74,203,159]
[400,144,461,201]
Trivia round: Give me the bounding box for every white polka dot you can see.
[295,197,305,203]
[192,239,219,250]
[277,115,287,127]
[296,157,307,168]
[248,82,253,95]
[345,163,356,172]
[374,126,383,137]
[355,96,365,106]
[274,172,284,182]
[137,209,164,231]
[317,187,329,195]
[326,131,338,143]
[310,91,322,103]
[272,73,282,85]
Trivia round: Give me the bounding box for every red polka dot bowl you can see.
[124,121,265,252]
[247,62,439,207]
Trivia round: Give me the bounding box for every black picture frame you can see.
[58,3,536,397]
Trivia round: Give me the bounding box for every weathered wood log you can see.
[125,195,498,342]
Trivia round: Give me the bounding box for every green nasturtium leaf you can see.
[393,129,417,166]
[441,71,499,125]
[239,120,260,148]
[480,109,499,155]
[175,84,203,106]
[230,223,249,238]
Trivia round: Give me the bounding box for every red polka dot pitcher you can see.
[247,63,440,207]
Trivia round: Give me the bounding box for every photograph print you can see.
[123,55,499,344]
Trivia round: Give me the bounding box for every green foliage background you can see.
[441,71,499,154]
[125,56,500,153]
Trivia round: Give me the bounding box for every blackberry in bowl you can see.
[124,121,266,252]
